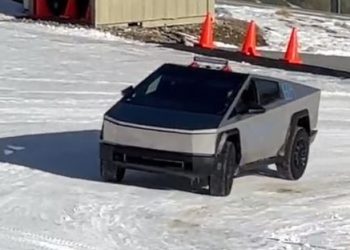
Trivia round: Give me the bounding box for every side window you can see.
[229,81,258,118]
[145,76,162,95]
[253,79,281,106]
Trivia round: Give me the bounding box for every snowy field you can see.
[216,4,350,56]
[1,2,350,250]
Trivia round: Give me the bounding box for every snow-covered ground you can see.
[1,2,350,250]
[216,4,350,56]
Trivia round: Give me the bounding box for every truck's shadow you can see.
[0,130,191,192]
[0,130,101,181]
[236,166,280,179]
[0,130,279,194]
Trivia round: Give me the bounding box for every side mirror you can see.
[247,104,265,114]
[121,86,134,97]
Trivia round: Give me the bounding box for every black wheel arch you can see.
[278,109,311,159]
[292,110,311,134]
[216,129,241,165]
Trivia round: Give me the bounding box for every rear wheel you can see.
[209,141,238,196]
[100,160,126,183]
[277,127,310,180]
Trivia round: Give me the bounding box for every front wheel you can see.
[209,141,238,196]
[100,160,126,183]
[277,127,310,180]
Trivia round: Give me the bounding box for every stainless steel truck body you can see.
[100,57,321,196]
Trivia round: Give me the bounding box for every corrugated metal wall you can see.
[94,0,214,27]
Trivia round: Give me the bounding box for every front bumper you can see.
[100,142,216,178]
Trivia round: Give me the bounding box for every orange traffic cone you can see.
[34,0,52,19]
[61,0,78,19]
[241,21,261,57]
[198,12,215,49]
[284,28,303,64]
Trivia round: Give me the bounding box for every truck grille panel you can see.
[126,155,185,169]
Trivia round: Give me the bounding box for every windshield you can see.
[121,64,248,115]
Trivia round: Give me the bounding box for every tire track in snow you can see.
[0,226,97,250]
[263,187,350,250]
[0,76,132,85]
[322,91,350,97]
[266,237,339,250]
[13,90,118,96]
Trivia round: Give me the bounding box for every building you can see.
[27,0,215,27]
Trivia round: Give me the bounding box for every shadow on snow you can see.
[0,130,192,192]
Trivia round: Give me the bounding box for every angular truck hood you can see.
[102,119,218,155]
[105,103,222,131]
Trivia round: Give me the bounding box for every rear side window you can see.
[254,79,281,105]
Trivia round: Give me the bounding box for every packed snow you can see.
[0,2,350,250]
[216,4,350,56]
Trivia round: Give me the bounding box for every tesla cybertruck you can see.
[99,56,321,196]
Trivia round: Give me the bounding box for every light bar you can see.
[190,56,232,72]
[193,56,229,66]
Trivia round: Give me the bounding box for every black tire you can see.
[277,127,310,180]
[209,141,238,196]
[100,160,126,183]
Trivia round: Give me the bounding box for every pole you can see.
[330,0,341,14]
